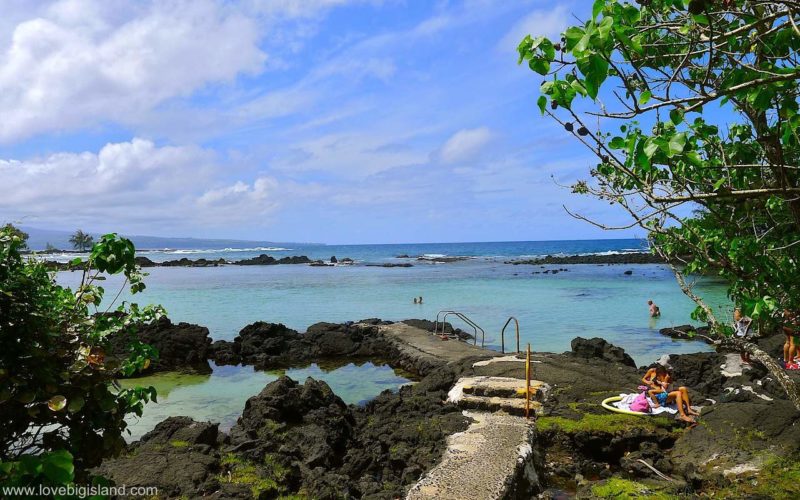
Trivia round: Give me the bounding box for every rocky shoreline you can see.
[97,317,800,499]
[43,254,356,270]
[506,252,663,265]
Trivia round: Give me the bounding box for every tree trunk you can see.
[720,336,800,411]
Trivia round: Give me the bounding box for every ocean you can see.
[55,238,727,438]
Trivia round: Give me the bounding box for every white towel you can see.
[612,393,678,415]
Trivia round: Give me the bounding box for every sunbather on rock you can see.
[642,365,699,423]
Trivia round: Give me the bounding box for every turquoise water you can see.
[58,240,728,364]
[119,361,411,441]
[56,239,730,439]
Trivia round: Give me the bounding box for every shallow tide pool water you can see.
[119,361,411,441]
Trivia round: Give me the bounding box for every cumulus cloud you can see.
[0,0,266,142]
[0,139,287,229]
[437,127,493,164]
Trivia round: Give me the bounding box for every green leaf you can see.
[592,0,604,20]
[68,396,85,413]
[643,139,659,158]
[42,450,74,484]
[668,132,687,156]
[537,95,547,115]
[669,109,684,125]
[47,395,67,412]
[609,137,626,149]
[638,90,651,105]
[577,54,608,100]
[564,27,585,51]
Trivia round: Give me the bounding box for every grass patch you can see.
[591,478,675,499]
[537,412,674,434]
[218,453,290,499]
[169,440,189,448]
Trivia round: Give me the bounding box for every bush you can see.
[0,228,164,488]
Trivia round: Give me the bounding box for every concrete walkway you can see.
[379,322,500,365]
[406,411,537,500]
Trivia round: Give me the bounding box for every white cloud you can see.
[438,127,493,164]
[0,0,266,142]
[0,138,288,229]
[498,5,570,51]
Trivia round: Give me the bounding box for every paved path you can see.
[378,323,539,499]
[405,411,537,500]
[379,322,500,365]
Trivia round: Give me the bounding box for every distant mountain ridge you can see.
[19,226,321,251]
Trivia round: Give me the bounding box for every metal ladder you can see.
[434,311,522,354]
[434,310,486,347]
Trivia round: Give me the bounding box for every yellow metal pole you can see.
[525,342,531,419]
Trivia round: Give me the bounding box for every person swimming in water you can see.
[648,300,661,318]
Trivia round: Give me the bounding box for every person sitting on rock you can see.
[642,365,698,423]
[734,308,753,364]
[782,309,800,369]
[647,300,661,318]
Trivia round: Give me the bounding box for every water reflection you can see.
[119,360,411,441]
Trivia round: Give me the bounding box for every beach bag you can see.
[629,392,650,413]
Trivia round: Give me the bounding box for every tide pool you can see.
[118,361,411,441]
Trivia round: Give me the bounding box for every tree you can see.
[518,0,800,408]
[69,230,94,252]
[0,227,163,488]
[1,224,28,250]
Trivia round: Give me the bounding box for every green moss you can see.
[258,418,285,438]
[218,453,289,499]
[712,456,800,499]
[263,453,290,481]
[169,440,189,448]
[537,412,674,434]
[591,478,675,499]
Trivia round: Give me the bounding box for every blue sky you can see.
[0,0,640,244]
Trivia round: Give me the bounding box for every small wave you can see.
[419,253,448,259]
[138,247,292,255]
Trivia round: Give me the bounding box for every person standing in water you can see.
[648,300,661,317]
[413,298,418,304]
[418,296,423,304]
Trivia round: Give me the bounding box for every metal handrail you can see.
[434,310,486,348]
[433,309,463,335]
[442,312,485,348]
[500,316,520,354]
[435,310,477,339]
[434,310,475,337]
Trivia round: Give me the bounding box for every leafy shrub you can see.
[0,227,164,488]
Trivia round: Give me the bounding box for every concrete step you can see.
[455,376,548,401]
[447,376,549,417]
[457,395,544,417]
[462,382,547,401]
